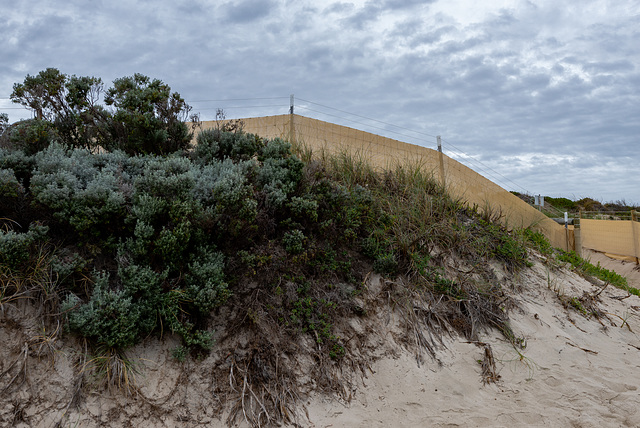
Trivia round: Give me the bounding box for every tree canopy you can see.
[9,68,195,155]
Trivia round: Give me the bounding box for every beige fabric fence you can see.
[580,217,640,261]
[196,114,570,250]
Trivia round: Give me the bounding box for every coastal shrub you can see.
[0,223,49,270]
[283,229,305,255]
[0,149,35,188]
[184,246,229,314]
[0,168,22,198]
[63,273,145,349]
[6,119,59,155]
[30,144,127,237]
[258,139,304,209]
[193,128,263,163]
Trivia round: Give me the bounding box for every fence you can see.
[578,211,640,263]
[195,114,572,251]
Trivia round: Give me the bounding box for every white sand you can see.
[307,255,640,428]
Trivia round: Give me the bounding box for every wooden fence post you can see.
[573,218,582,257]
[632,210,639,264]
[289,94,296,145]
[437,136,446,188]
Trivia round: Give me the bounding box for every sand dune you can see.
[307,254,640,428]
[2,253,640,427]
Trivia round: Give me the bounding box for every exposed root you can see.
[226,348,304,428]
[478,342,500,384]
[81,345,140,397]
[0,342,29,393]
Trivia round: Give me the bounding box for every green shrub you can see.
[6,119,59,155]
[30,144,127,236]
[283,230,305,255]
[63,273,145,349]
[0,223,49,270]
[185,246,229,314]
[258,139,304,208]
[0,149,35,188]
[0,168,22,198]
[373,252,398,276]
[193,128,263,163]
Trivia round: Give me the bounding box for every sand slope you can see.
[308,255,640,428]
[2,254,640,427]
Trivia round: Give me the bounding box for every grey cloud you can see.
[222,0,276,23]
[582,60,635,74]
[383,0,435,10]
[324,2,355,14]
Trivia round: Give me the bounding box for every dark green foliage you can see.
[0,223,49,270]
[11,68,108,151]
[104,74,193,155]
[0,168,22,199]
[0,149,34,188]
[62,273,145,349]
[372,252,398,275]
[544,196,576,211]
[10,69,194,155]
[5,119,59,155]
[282,230,305,255]
[258,139,304,209]
[193,128,263,163]
[185,247,229,314]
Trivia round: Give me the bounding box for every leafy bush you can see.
[0,223,49,270]
[193,128,263,163]
[11,69,194,155]
[6,119,59,155]
[63,273,145,349]
[0,168,22,198]
[283,230,305,255]
[185,247,229,314]
[30,144,127,237]
[104,73,193,155]
[258,139,304,209]
[0,149,35,187]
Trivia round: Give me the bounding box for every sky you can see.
[1,0,639,204]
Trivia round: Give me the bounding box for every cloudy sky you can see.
[1,0,639,204]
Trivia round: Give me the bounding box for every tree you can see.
[104,74,195,155]
[10,69,195,156]
[10,68,109,151]
[11,68,66,121]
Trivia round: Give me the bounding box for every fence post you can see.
[289,94,296,144]
[632,210,639,264]
[573,217,582,257]
[437,136,446,188]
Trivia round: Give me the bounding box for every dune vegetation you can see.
[1,69,636,427]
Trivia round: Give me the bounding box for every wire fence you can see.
[0,94,585,222]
